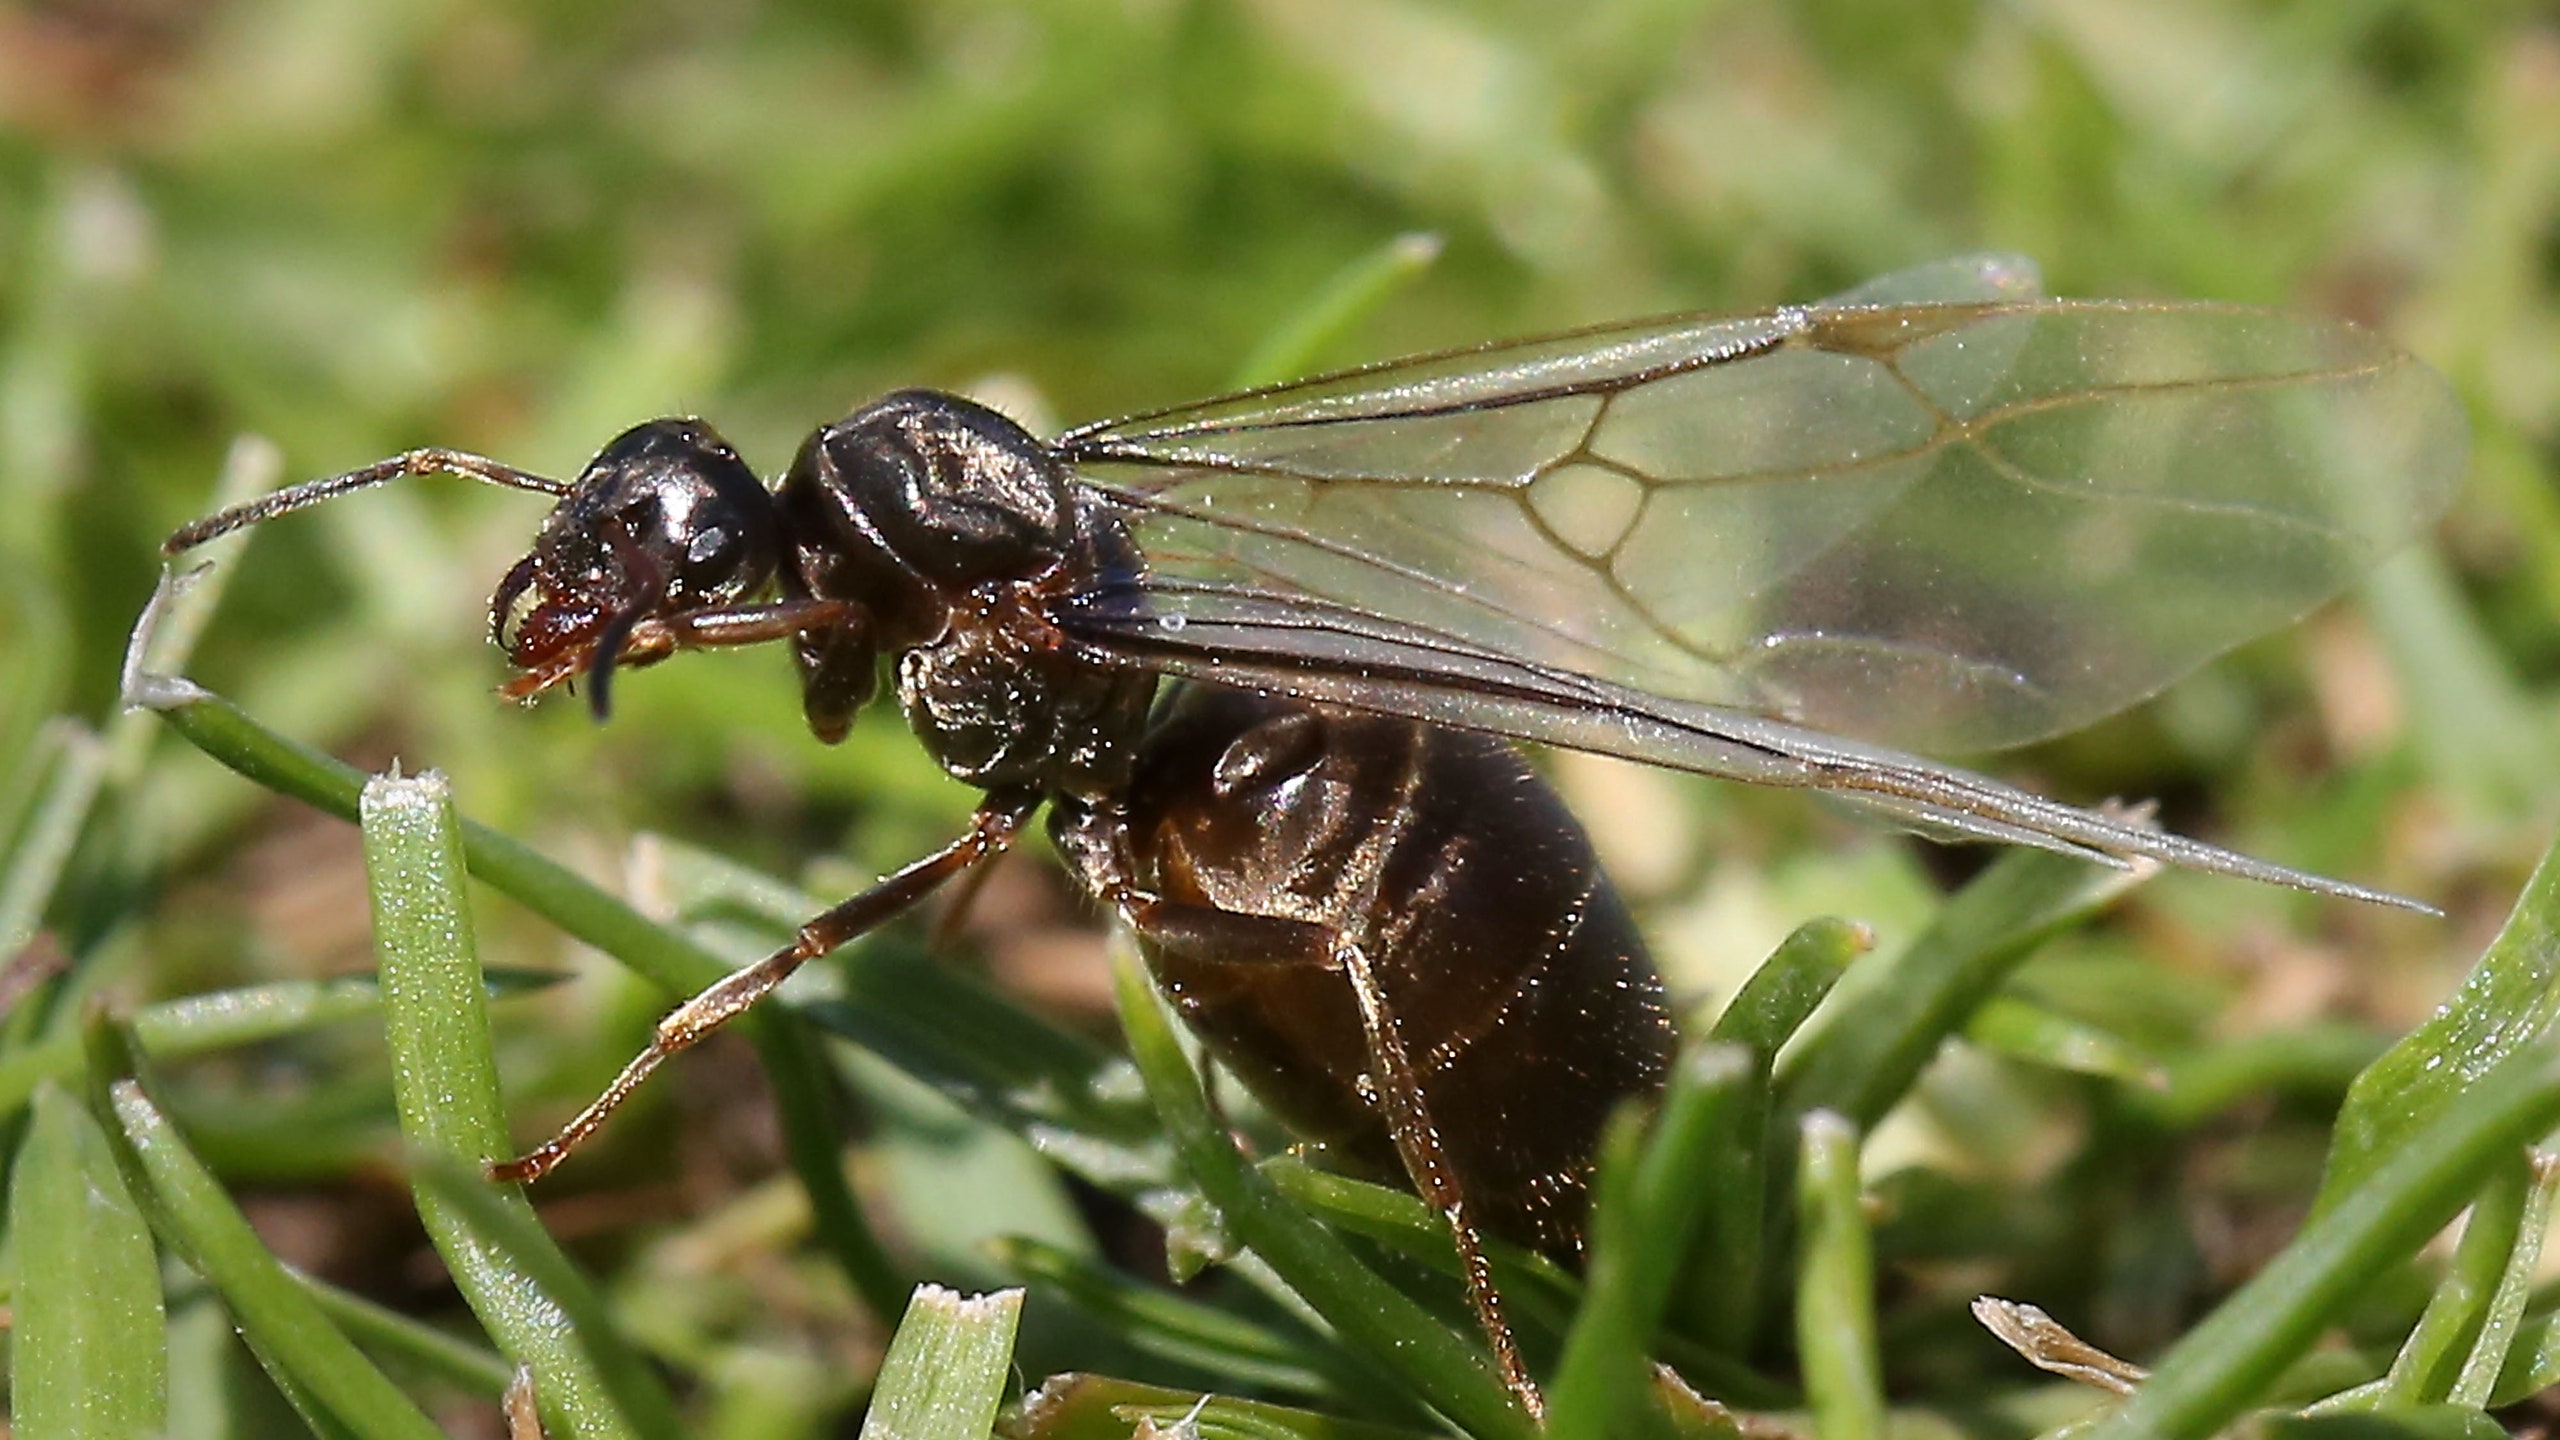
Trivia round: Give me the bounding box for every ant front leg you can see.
[501,598,867,700]
[491,787,1040,1184]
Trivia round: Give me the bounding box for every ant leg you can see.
[491,788,1041,1184]
[500,599,865,699]
[655,600,862,651]
[925,851,1006,957]
[1112,892,1544,1421]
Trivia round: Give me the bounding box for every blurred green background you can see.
[4,0,2559,1432]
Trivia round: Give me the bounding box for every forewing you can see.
[1050,583,2420,907]
[1058,291,2464,754]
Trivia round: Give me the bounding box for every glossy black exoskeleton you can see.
[164,258,2465,1413]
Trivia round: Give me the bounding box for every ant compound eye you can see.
[588,420,778,608]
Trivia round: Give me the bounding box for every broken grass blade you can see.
[361,770,678,1440]
[1013,1373,1443,1440]
[1971,1297,2144,1395]
[109,435,284,774]
[858,1285,1025,1440]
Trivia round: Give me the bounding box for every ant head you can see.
[490,420,781,706]
[165,419,786,718]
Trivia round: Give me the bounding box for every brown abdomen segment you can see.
[1120,686,1675,1260]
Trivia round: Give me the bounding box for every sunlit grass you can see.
[4,2,2557,1437]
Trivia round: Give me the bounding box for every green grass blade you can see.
[2361,548,2555,823]
[1549,1045,1754,1440]
[1795,1111,1884,1440]
[2268,1407,2509,1440]
[649,834,1158,1181]
[1255,1155,1796,1409]
[1965,994,2164,1087]
[360,769,671,1440]
[2447,1152,2560,1406]
[1014,1373,1445,1440]
[2319,829,2560,1216]
[0,718,104,960]
[0,971,556,1119]
[1778,848,2136,1131]
[2130,1024,2388,1131]
[2350,1154,2535,1407]
[858,1285,1025,1440]
[617,834,940,1321]
[0,718,69,887]
[2089,1040,2560,1440]
[757,1001,916,1320]
[1686,919,1871,1356]
[10,1079,167,1439]
[88,1057,448,1440]
[1679,1054,1774,1357]
[147,668,1152,1314]
[1227,232,1445,389]
[409,1155,691,1440]
[1255,1155,1585,1324]
[992,1234,1343,1396]
[150,690,727,995]
[298,1272,517,1398]
[1112,940,1537,1440]
[1706,918,1871,1057]
[2489,1292,2560,1406]
[149,684,1159,1180]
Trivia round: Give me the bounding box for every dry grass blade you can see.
[1971,1297,2148,1395]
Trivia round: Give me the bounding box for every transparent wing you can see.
[1049,582,2422,906]
[1055,265,2464,755]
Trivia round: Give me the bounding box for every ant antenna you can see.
[163,449,571,556]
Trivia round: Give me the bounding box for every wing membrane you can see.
[1051,582,2420,907]
[1059,291,2464,755]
